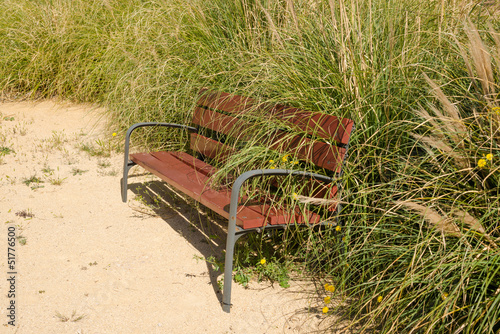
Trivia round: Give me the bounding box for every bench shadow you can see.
[126,177,360,329]
[128,178,230,307]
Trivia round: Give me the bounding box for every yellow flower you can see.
[478,159,487,168]
[282,154,289,162]
[269,160,275,164]
[112,132,117,137]
[335,225,341,232]
[377,296,383,303]
[292,192,298,200]
[270,166,275,169]
[324,283,330,290]
[260,258,266,265]
[486,154,493,161]
[292,160,299,165]
[324,296,331,304]
[493,107,500,115]
[443,292,449,299]
[322,306,329,314]
[327,285,335,293]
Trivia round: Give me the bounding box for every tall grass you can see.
[1,0,499,332]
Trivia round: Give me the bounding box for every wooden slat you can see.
[246,204,321,225]
[189,133,235,163]
[198,89,354,145]
[198,89,255,114]
[130,151,266,229]
[267,105,354,145]
[192,107,252,140]
[170,151,218,178]
[269,131,347,173]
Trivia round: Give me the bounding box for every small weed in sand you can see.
[42,165,54,174]
[0,146,14,155]
[72,168,88,176]
[15,209,34,218]
[22,175,44,189]
[49,176,66,186]
[49,131,67,150]
[99,169,118,176]
[80,141,110,157]
[13,122,28,136]
[97,159,111,168]
[17,236,27,245]
[5,175,15,185]
[3,116,14,121]
[55,311,85,323]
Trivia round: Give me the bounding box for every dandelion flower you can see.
[324,296,331,304]
[478,159,487,168]
[377,296,383,303]
[327,285,335,293]
[486,154,493,161]
[335,225,341,232]
[292,193,298,200]
[322,306,329,314]
[260,258,266,265]
[112,132,117,137]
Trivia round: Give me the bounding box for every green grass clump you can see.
[1,0,499,332]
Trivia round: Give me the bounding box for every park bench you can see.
[121,89,354,313]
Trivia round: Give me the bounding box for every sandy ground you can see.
[0,100,335,334]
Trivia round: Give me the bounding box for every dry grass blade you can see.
[423,73,463,125]
[487,22,500,73]
[451,209,497,249]
[395,201,461,237]
[328,0,338,32]
[285,0,299,33]
[427,104,467,147]
[296,194,343,206]
[414,108,445,139]
[410,133,469,168]
[465,20,495,97]
[260,4,283,47]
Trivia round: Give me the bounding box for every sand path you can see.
[0,100,330,334]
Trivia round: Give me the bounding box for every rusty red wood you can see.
[130,152,266,229]
[197,89,354,145]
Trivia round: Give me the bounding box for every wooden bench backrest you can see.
[191,89,354,176]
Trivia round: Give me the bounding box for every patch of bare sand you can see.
[0,100,338,333]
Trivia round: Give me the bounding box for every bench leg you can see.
[222,227,246,313]
[121,160,136,202]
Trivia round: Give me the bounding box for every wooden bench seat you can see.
[121,89,354,313]
[130,151,269,229]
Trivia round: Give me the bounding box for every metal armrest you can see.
[121,122,198,202]
[227,168,333,232]
[124,122,197,166]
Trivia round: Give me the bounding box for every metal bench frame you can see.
[121,94,353,313]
